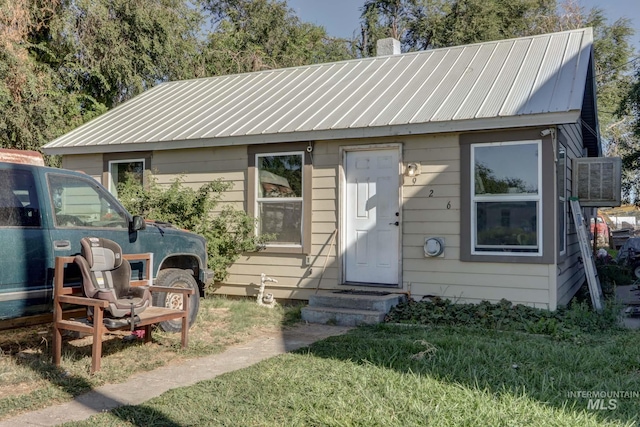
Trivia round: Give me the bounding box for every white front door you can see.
[344,149,400,285]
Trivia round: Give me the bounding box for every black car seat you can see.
[75,237,151,326]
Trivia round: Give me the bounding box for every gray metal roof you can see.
[44,28,594,155]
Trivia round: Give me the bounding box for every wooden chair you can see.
[52,252,193,374]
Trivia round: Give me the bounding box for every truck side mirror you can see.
[130,215,146,232]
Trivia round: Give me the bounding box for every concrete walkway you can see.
[0,323,351,427]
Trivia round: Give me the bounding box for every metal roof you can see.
[44,28,595,155]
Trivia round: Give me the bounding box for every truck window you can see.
[47,173,128,228]
[0,169,41,227]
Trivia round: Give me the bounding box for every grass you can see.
[3,294,640,426]
[63,324,640,426]
[0,296,303,420]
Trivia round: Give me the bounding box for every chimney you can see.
[376,38,401,56]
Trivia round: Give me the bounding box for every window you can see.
[557,144,566,255]
[108,159,145,197]
[256,152,303,246]
[248,143,312,254]
[471,140,542,255]
[0,169,41,227]
[48,173,128,228]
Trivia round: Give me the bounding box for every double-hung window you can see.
[249,143,312,254]
[256,152,304,247]
[471,140,542,255]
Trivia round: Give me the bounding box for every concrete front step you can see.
[301,290,406,326]
[309,291,405,312]
[301,306,386,327]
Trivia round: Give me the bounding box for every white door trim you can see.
[338,143,403,287]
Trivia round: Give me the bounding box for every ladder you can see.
[569,198,603,311]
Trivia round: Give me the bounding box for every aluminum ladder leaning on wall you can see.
[569,197,604,312]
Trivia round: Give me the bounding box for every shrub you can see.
[117,172,269,287]
[385,297,622,337]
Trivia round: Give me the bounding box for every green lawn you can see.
[64,324,640,427]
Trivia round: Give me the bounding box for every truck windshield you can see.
[47,173,128,228]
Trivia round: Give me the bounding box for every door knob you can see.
[389,221,399,226]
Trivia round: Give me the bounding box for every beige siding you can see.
[557,123,586,306]
[401,134,552,307]
[223,134,554,307]
[61,154,103,182]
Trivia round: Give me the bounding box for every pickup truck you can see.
[0,151,213,331]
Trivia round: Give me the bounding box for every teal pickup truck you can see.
[0,154,212,331]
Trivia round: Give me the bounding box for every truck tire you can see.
[633,263,640,280]
[153,268,200,333]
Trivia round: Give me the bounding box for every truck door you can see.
[0,166,52,319]
[46,172,139,262]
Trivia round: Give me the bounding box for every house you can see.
[44,28,604,310]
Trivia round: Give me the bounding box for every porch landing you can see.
[301,290,406,327]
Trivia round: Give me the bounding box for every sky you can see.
[286,0,640,50]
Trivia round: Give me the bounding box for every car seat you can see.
[75,237,151,326]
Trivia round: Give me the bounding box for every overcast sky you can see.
[286,0,640,50]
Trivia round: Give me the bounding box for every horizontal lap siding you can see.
[402,134,551,308]
[557,123,585,306]
[61,154,103,182]
[152,147,246,206]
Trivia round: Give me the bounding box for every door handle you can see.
[53,240,71,250]
[389,222,399,226]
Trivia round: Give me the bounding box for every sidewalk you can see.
[0,323,351,427]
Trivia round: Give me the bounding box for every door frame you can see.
[338,143,403,287]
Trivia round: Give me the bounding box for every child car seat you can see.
[75,237,151,324]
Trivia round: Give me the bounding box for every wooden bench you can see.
[52,254,193,374]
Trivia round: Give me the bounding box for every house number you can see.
[447,201,451,209]
[428,189,434,197]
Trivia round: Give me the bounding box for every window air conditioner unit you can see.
[572,157,622,207]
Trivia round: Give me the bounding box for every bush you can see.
[117,172,269,287]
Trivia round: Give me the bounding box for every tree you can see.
[358,0,557,55]
[618,64,640,204]
[47,0,204,109]
[0,0,74,153]
[199,0,354,75]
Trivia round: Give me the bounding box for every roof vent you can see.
[572,157,622,207]
[376,38,401,56]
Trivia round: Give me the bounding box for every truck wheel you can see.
[634,263,640,280]
[153,268,200,333]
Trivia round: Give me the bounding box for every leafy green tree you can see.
[1,0,203,154]
[47,0,204,109]
[618,64,640,203]
[199,0,354,74]
[0,0,75,153]
[358,0,556,55]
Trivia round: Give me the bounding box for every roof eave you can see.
[43,111,581,156]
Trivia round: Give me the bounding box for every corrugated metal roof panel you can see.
[44,28,595,154]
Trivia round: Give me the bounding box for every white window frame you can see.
[255,151,304,249]
[108,158,145,195]
[470,140,543,257]
[557,143,567,256]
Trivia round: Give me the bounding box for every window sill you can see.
[463,252,552,264]
[258,246,305,255]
